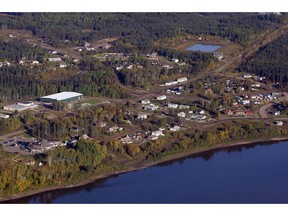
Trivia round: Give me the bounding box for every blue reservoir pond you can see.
[6,140,288,203]
[187,44,221,52]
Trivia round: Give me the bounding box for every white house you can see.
[177,77,188,83]
[273,111,280,116]
[179,105,190,109]
[195,110,205,115]
[141,99,150,105]
[172,58,179,63]
[59,63,67,68]
[144,104,159,111]
[0,113,9,119]
[170,126,181,132]
[243,74,252,79]
[48,58,61,62]
[275,121,284,126]
[151,130,164,137]
[137,113,148,120]
[177,112,186,118]
[156,95,167,101]
[148,135,159,140]
[32,60,39,65]
[165,81,178,86]
[167,103,178,109]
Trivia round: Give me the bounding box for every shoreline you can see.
[1,136,288,203]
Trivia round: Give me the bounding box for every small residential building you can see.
[167,103,178,109]
[0,113,9,119]
[148,135,159,140]
[195,110,205,115]
[273,111,280,116]
[275,121,284,126]
[120,135,133,144]
[179,105,190,109]
[165,81,178,86]
[141,99,150,105]
[137,113,148,120]
[81,134,90,140]
[177,77,188,83]
[151,130,164,137]
[32,60,39,65]
[48,57,62,62]
[144,104,159,111]
[156,95,167,101]
[243,74,252,79]
[109,126,119,133]
[172,58,179,63]
[59,63,67,68]
[177,112,186,118]
[99,122,107,128]
[170,126,181,132]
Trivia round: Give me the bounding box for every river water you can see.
[6,140,288,203]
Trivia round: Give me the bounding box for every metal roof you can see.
[40,92,83,101]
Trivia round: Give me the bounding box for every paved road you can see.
[259,103,274,118]
[0,130,25,141]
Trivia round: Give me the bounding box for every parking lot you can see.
[0,136,37,155]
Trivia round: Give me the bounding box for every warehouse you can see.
[40,92,83,103]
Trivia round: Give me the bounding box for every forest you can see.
[238,31,288,88]
[0,13,285,48]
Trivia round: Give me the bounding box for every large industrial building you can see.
[39,92,83,103]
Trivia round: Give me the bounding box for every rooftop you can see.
[41,92,83,101]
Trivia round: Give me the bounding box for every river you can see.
[6,140,288,203]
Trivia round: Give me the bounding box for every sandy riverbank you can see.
[1,136,288,203]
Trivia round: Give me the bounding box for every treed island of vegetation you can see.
[1,12,288,200]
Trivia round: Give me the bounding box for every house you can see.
[273,111,280,116]
[178,105,190,109]
[170,126,181,132]
[177,77,188,83]
[165,81,178,86]
[120,135,133,144]
[48,58,62,62]
[195,110,205,115]
[144,104,159,111]
[127,65,133,70]
[19,60,25,65]
[241,100,251,106]
[148,135,159,140]
[0,113,9,119]
[109,126,120,133]
[151,130,164,137]
[59,63,67,68]
[81,134,90,140]
[178,62,186,66]
[243,74,252,79]
[156,95,167,101]
[99,122,107,128]
[177,112,186,118]
[141,99,150,105]
[275,121,284,126]
[32,60,39,65]
[162,65,173,69]
[167,103,178,109]
[172,58,179,63]
[137,113,148,120]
